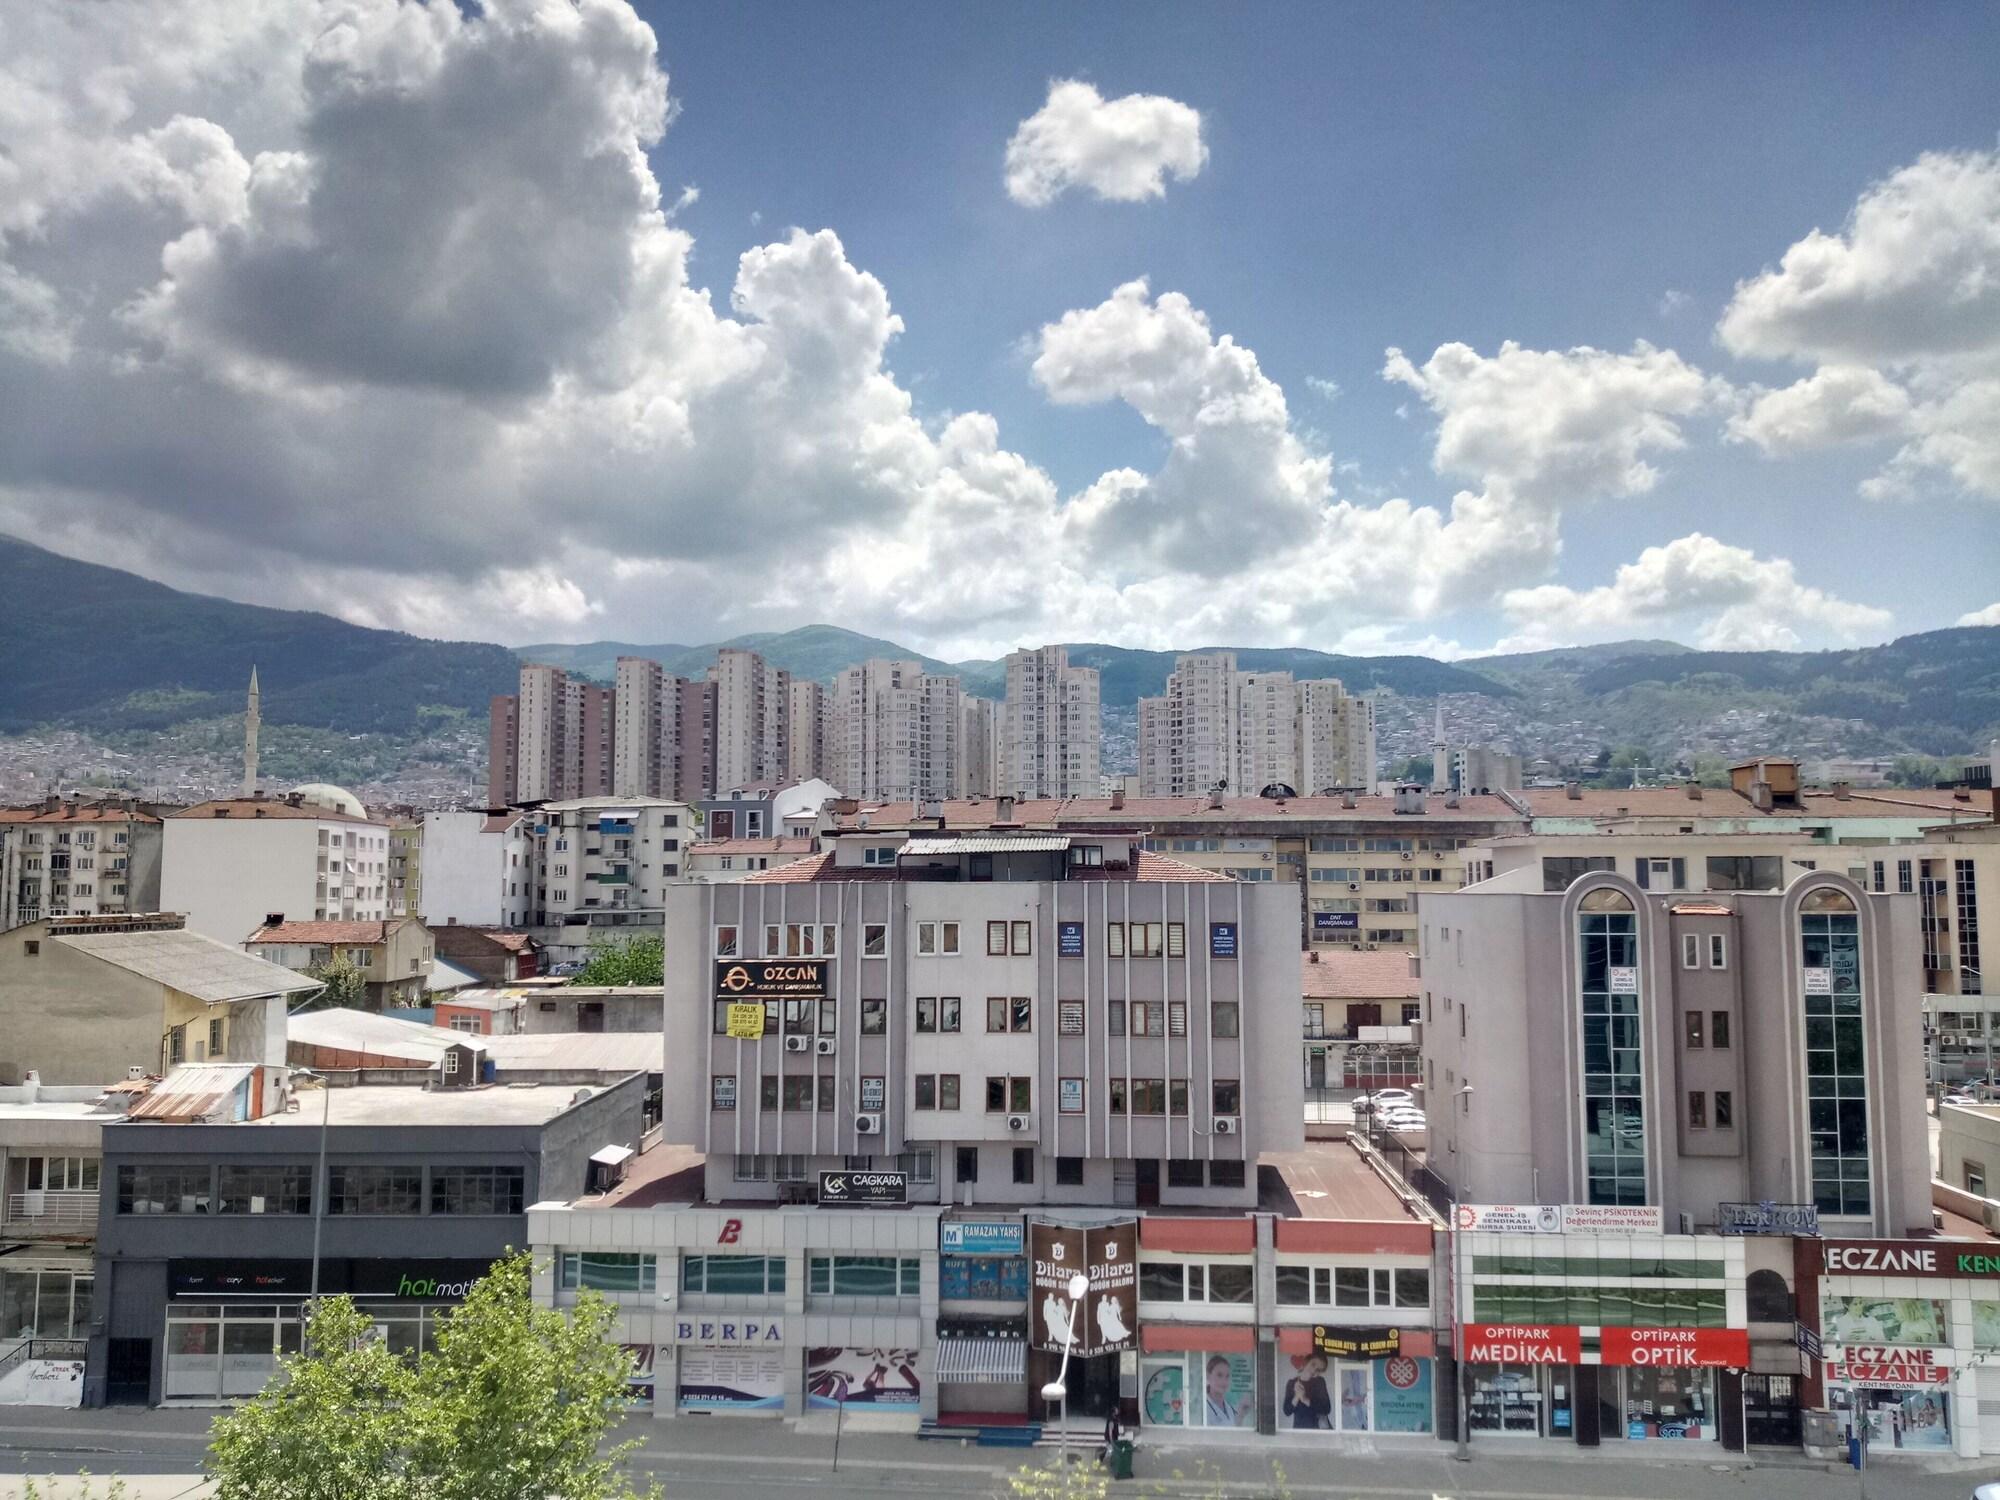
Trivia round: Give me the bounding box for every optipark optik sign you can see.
[1461,1324,1748,1367]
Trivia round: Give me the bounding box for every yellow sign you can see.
[725,1003,767,1040]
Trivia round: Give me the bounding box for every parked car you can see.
[1381,1110,1428,1131]
[1944,1090,1978,1107]
[1354,1089,1416,1112]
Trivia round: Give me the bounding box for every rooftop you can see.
[1300,948,1419,1000]
[171,797,377,825]
[742,849,1231,884]
[55,926,319,1003]
[1262,1142,1425,1221]
[0,803,161,825]
[242,1081,631,1128]
[247,918,413,945]
[688,837,814,855]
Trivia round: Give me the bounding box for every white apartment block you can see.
[419,810,528,927]
[1003,646,1100,800]
[528,796,690,945]
[832,659,961,802]
[517,663,576,803]
[958,697,1002,797]
[161,797,391,944]
[1296,679,1376,793]
[1235,670,1295,794]
[710,649,791,792]
[0,801,163,929]
[788,680,831,786]
[613,656,709,801]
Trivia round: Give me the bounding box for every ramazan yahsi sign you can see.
[1029,1221,1136,1357]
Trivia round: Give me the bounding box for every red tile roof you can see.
[247,919,404,945]
[0,804,161,824]
[690,838,814,855]
[1300,948,1419,999]
[743,849,1229,884]
[833,794,1525,828]
[173,798,377,823]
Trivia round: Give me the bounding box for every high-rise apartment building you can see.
[614,656,713,802]
[1138,653,1328,797]
[788,680,831,786]
[514,664,572,803]
[832,659,962,802]
[1235,670,1295,794]
[1003,646,1099,800]
[710,649,791,791]
[578,683,614,799]
[486,694,519,806]
[1295,679,1375,793]
[958,697,1002,797]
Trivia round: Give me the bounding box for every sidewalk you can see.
[0,1481,211,1500]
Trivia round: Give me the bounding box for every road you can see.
[0,1407,1989,1499]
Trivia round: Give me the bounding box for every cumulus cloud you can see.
[1726,364,1914,455]
[1497,533,1891,652]
[1958,602,2000,628]
[1004,80,1206,206]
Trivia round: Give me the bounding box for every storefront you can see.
[672,1317,787,1413]
[161,1258,493,1402]
[1031,1218,1138,1424]
[937,1217,1028,1417]
[1799,1237,2000,1460]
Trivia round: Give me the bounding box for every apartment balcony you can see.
[4,1190,98,1236]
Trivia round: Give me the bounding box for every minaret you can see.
[244,666,260,797]
[1431,700,1447,795]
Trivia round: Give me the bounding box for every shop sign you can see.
[807,1347,921,1407]
[1312,1325,1401,1358]
[676,1346,784,1411]
[349,1259,496,1300]
[714,960,827,998]
[1455,1203,1562,1233]
[723,1003,766,1039]
[818,1169,906,1205]
[1210,922,1238,958]
[1559,1204,1664,1234]
[1795,1323,1823,1359]
[1803,967,1832,995]
[942,1220,1024,1255]
[1822,1295,1946,1346]
[1598,1327,1749,1368]
[1058,922,1085,957]
[1372,1357,1432,1433]
[1820,1239,2000,1277]
[1029,1220,1136,1356]
[1462,1323,1580,1364]
[1313,912,1359,931]
[171,1259,321,1296]
[940,1256,1030,1301]
[1718,1201,1819,1236]
[1825,1345,1949,1387]
[1608,966,1638,993]
[672,1317,784,1345]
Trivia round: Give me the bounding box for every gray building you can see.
[1420,866,1929,1237]
[87,1074,644,1406]
[664,828,1302,1210]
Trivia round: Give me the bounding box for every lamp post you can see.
[289,1066,331,1352]
[1039,1271,1091,1465]
[1448,1081,1475,1462]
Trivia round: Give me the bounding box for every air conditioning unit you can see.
[1348,882,1359,892]
[814,1037,837,1055]
[1213,1116,1239,1135]
[854,1113,882,1135]
[783,1035,809,1052]
[1434,851,1444,860]
[1007,1113,1032,1132]
[1400,851,1413,862]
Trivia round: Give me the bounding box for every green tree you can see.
[297,950,367,1012]
[571,935,664,987]
[208,1255,658,1500]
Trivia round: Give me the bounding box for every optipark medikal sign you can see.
[1461,1324,1747,1368]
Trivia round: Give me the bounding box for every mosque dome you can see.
[290,783,367,819]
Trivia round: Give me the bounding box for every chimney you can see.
[1686,780,1703,800]
[1207,788,1224,811]
[1110,788,1125,811]
[996,795,1016,823]
[1749,780,1774,812]
[1565,781,1582,800]
[1444,791,1460,810]
[1832,781,1851,801]
[264,913,285,928]
[42,793,58,814]
[1341,790,1358,810]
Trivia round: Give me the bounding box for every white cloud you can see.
[1497,533,1891,652]
[1725,364,1913,455]
[1383,339,1724,507]
[1306,375,1341,403]
[1004,80,1206,207]
[1658,289,1692,317]
[1959,602,2000,627]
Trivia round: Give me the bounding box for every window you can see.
[431,1167,524,1215]
[1714,1091,1733,1128]
[1209,1160,1245,1189]
[1169,1079,1189,1116]
[1685,1012,1704,1048]
[761,1075,779,1111]
[1579,893,1646,1206]
[1068,844,1104,868]
[1968,1162,1988,1197]
[712,1075,737,1111]
[559,1252,656,1294]
[681,1255,785,1295]
[1898,860,1914,895]
[986,1077,1007,1112]
[1012,920,1032,955]
[1140,1261,1253,1303]
[1708,856,1782,891]
[862,845,896,866]
[1107,924,1126,958]
[1168,1002,1187,1037]
[1010,1077,1032,1112]
[783,1076,817,1111]
[1711,1011,1731,1048]
[1708,933,1728,969]
[900,1150,936,1184]
[1167,1159,1204,1188]
[1543,855,1615,892]
[985,996,1030,1033]
[1802,898,1870,1214]
[1059,999,1084,1034]
[808,1256,921,1298]
[1167,922,1186,958]
[328,1166,421,1215]
[941,1074,962,1109]
[1212,1002,1239,1038]
[916,1073,959,1110]
[987,921,1008,956]
[1130,923,1163,958]
[217,1165,311,1215]
[1688,1091,1708,1129]
[918,921,960,955]
[1130,1079,1167,1115]
[1130,1002,1164,1038]
[1108,1080,1126,1115]
[1213,1080,1241,1116]
[956,1146,979,1183]
[1012,1148,1036,1184]
[860,998,886,1035]
[863,923,886,956]
[117,1164,211,1214]
[1056,1156,1084,1186]
[1681,933,1700,969]
[1107,1001,1126,1036]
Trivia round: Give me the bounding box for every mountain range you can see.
[2,533,1997,797]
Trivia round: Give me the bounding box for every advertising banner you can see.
[1029,1221,1136,1355]
[1313,1325,1402,1358]
[676,1346,784,1411]
[1194,1351,1254,1428]
[818,1170,907,1205]
[941,1220,1024,1255]
[939,1255,1030,1302]
[1455,1204,1562,1233]
[1825,1346,1949,1387]
[807,1347,921,1407]
[724,1003,766,1039]
[1559,1204,1665,1234]
[1372,1356,1433,1433]
[1210,923,1238,958]
[1823,1296,1947,1346]
[1058,922,1085,957]
[1313,912,1359,931]
[715,960,827,998]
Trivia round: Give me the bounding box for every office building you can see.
[710,650,791,793]
[1003,646,1099,800]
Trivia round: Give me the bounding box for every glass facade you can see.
[1579,896,1645,1205]
[0,1265,93,1340]
[1802,896,1870,1215]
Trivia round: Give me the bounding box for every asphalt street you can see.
[0,1407,1993,1499]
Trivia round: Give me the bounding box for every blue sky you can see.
[1,0,1996,655]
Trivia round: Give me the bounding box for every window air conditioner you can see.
[783,1035,809,1053]
[1007,1114,1032,1132]
[814,1037,837,1055]
[1400,851,1413,861]
[854,1113,882,1135]
[1213,1116,1239,1135]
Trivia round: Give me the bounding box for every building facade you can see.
[613,657,714,802]
[710,649,792,793]
[1295,681,1376,794]
[831,659,962,803]
[526,797,691,957]
[1003,647,1100,800]
[788,680,831,786]
[1,801,164,930]
[244,917,435,1010]
[161,797,391,944]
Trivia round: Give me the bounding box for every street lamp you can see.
[1039,1271,1091,1464]
[1448,1081,1474,1462]
[288,1066,332,1352]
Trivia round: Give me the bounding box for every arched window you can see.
[1801,887,1856,913]
[1746,1268,1794,1323]
[1579,889,1645,1205]
[1580,887,1635,913]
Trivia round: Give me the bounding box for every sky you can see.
[1,0,1997,660]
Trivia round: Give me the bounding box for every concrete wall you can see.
[0,927,168,1085]
[421,814,506,927]
[516,989,663,1035]
[1936,1104,2000,1195]
[163,817,386,943]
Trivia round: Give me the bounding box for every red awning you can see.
[1141,1324,1256,1354]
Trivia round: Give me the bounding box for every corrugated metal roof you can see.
[901,835,1072,855]
[129,1063,255,1122]
[57,929,319,1004]
[289,1009,484,1061]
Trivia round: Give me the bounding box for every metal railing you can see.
[4,1190,99,1230]
[1353,1109,1453,1219]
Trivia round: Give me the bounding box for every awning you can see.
[900,835,1071,856]
[937,1336,1027,1383]
[590,1145,635,1168]
[1140,1324,1255,1354]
